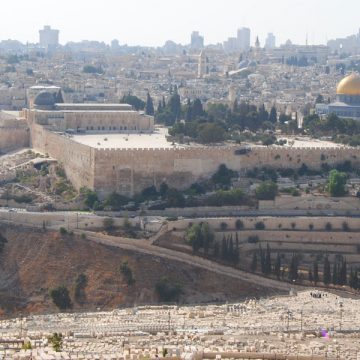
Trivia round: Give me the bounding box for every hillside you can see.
[0,225,278,315]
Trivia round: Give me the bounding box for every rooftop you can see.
[70,127,182,149]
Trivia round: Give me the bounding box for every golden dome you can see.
[337,73,360,95]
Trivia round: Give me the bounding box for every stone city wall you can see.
[26,122,360,197]
[0,125,29,153]
[170,216,360,231]
[30,124,95,190]
[260,195,360,211]
[0,115,29,152]
[93,145,360,197]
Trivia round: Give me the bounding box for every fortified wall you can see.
[27,119,360,197]
[0,113,29,153]
[30,124,95,190]
[93,145,360,197]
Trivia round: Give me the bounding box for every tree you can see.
[168,89,181,119]
[166,188,185,208]
[120,93,145,110]
[339,258,347,285]
[274,253,281,279]
[315,94,324,104]
[74,273,88,302]
[103,217,114,231]
[83,188,98,209]
[155,277,182,302]
[145,92,154,116]
[251,252,257,272]
[288,254,299,281]
[201,222,214,255]
[313,260,319,285]
[198,123,225,144]
[0,233,7,253]
[49,286,72,310]
[332,261,338,285]
[235,219,244,230]
[328,169,347,197]
[323,256,331,285]
[308,269,313,283]
[120,261,135,285]
[48,333,63,352]
[212,164,237,187]
[255,181,278,200]
[268,106,277,123]
[191,98,204,118]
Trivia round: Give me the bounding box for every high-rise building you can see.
[39,26,59,50]
[237,27,251,52]
[265,33,276,49]
[191,31,204,49]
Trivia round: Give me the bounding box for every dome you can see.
[336,73,360,96]
[33,91,56,108]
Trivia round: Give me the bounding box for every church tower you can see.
[198,50,208,78]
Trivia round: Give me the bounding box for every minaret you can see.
[255,36,260,49]
[198,50,207,78]
[254,36,261,60]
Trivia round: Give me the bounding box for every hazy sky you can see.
[1,0,359,46]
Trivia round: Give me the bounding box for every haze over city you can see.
[1,1,360,359]
[1,0,360,46]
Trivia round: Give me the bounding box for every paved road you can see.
[77,228,298,293]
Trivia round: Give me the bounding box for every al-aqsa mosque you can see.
[316,73,360,120]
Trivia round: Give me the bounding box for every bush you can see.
[120,261,135,285]
[13,194,32,203]
[49,286,72,310]
[235,219,244,230]
[74,273,88,302]
[255,181,278,200]
[255,221,265,230]
[155,277,182,302]
[48,333,63,352]
[342,222,350,231]
[325,222,332,231]
[220,222,228,230]
[104,192,129,210]
[59,227,67,235]
[103,217,115,231]
[248,235,259,244]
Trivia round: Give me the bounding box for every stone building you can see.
[316,73,360,120]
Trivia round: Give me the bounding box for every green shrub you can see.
[235,219,244,230]
[255,221,265,230]
[49,286,72,310]
[120,261,135,285]
[59,227,67,235]
[155,277,182,302]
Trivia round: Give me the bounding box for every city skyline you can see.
[0,0,359,47]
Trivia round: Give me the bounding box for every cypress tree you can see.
[288,254,299,281]
[269,106,277,123]
[313,260,319,284]
[323,256,331,285]
[265,243,272,275]
[251,252,257,272]
[308,269,313,283]
[339,258,347,285]
[332,262,338,285]
[260,245,266,274]
[274,253,281,279]
[145,92,154,116]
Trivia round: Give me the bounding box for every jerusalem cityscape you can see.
[1,0,360,358]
